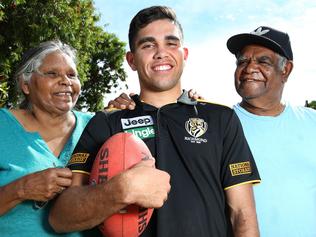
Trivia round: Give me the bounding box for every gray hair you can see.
[277,54,288,71]
[15,40,77,83]
[14,40,77,108]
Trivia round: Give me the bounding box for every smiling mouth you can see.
[55,92,72,96]
[240,78,264,83]
[153,64,172,71]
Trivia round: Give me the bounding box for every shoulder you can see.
[0,108,7,117]
[197,99,232,109]
[196,99,234,115]
[73,110,94,118]
[73,110,93,122]
[0,108,26,125]
[105,107,122,113]
[82,109,129,128]
[291,104,316,113]
[72,110,95,132]
[0,108,10,125]
[102,106,142,120]
[288,104,316,120]
[192,100,241,128]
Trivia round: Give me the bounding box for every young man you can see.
[49,6,260,237]
[227,26,316,237]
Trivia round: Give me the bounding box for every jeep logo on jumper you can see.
[121,116,154,129]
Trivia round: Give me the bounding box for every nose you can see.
[243,58,259,74]
[153,46,168,59]
[59,75,72,86]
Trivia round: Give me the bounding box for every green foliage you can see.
[77,32,127,111]
[305,100,316,110]
[0,0,126,111]
[0,78,8,107]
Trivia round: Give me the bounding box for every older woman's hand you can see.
[20,168,73,202]
[0,167,73,215]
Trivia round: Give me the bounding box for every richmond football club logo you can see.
[185,118,208,138]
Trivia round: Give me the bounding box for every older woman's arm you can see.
[0,168,72,216]
[0,179,26,215]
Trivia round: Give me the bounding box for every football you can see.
[89,132,154,237]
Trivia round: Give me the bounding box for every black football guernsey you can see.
[68,91,261,237]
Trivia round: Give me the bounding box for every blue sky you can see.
[94,0,316,106]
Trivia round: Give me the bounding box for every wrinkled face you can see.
[234,45,287,104]
[22,51,81,114]
[126,19,188,93]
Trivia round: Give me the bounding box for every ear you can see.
[126,52,137,71]
[183,47,189,61]
[281,60,293,83]
[20,78,30,95]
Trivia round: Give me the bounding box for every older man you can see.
[227,26,316,236]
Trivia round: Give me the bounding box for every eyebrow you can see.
[136,35,181,47]
[236,55,247,61]
[237,55,272,61]
[136,37,155,47]
[165,35,180,42]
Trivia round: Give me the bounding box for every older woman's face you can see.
[23,51,81,115]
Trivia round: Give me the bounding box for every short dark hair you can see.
[128,6,183,52]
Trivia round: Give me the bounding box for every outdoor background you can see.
[1,0,315,109]
[95,0,316,106]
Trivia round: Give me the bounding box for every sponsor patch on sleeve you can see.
[229,161,252,176]
[68,153,90,165]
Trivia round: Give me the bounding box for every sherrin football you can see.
[89,132,154,237]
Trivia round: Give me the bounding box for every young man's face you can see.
[234,45,290,105]
[126,19,188,94]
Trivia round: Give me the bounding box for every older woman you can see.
[0,41,94,236]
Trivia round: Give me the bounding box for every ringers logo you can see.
[121,116,154,129]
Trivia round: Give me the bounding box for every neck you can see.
[140,88,182,108]
[240,100,285,116]
[29,107,74,125]
[12,106,76,135]
[11,107,76,157]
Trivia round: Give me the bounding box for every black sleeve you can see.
[67,111,112,174]
[221,111,261,189]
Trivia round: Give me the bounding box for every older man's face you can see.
[234,45,286,105]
